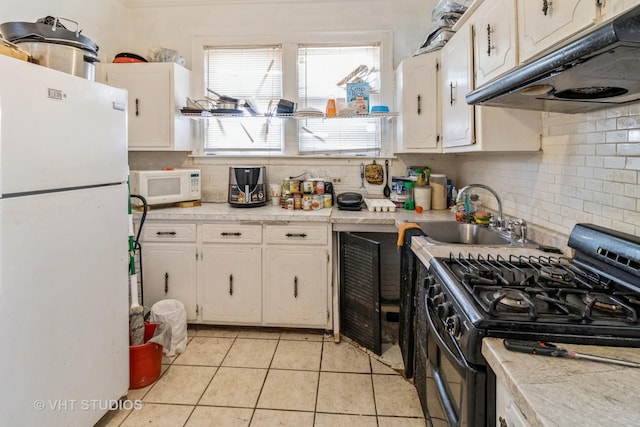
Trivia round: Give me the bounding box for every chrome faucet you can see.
[456,184,505,230]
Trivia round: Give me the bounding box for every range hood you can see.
[466,5,640,114]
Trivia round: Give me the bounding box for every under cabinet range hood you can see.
[466,5,640,113]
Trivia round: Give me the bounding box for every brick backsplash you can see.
[456,105,640,246]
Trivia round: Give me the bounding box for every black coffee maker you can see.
[228,166,268,207]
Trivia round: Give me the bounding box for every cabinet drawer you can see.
[202,224,262,243]
[141,223,197,242]
[264,224,328,245]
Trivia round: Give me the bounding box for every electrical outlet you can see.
[332,178,342,184]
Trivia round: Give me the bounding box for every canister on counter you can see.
[293,193,302,209]
[302,180,314,194]
[323,194,332,208]
[430,174,448,210]
[290,180,301,194]
[312,194,322,210]
[302,194,313,210]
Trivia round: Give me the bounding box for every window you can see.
[297,44,383,155]
[203,45,283,153]
[197,33,392,157]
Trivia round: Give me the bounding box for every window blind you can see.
[297,44,382,155]
[203,45,283,152]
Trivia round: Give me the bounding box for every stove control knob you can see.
[437,301,452,319]
[428,284,441,298]
[424,274,436,287]
[445,314,461,337]
[432,294,446,307]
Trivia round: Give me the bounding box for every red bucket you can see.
[129,323,163,389]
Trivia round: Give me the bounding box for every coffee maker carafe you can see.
[228,166,268,207]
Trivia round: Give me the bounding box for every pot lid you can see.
[0,16,98,53]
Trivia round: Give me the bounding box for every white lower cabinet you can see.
[496,378,531,427]
[139,221,331,329]
[142,243,198,321]
[264,246,329,327]
[199,223,262,324]
[263,224,331,327]
[200,246,262,323]
[139,223,198,320]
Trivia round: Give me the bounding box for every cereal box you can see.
[346,82,370,114]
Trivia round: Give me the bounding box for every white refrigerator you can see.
[0,55,130,426]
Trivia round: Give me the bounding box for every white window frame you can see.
[191,30,394,158]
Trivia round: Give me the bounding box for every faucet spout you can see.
[456,184,505,230]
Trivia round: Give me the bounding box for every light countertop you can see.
[136,202,454,226]
[483,337,640,427]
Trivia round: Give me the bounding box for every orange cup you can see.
[415,206,424,214]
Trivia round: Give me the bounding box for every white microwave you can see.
[130,169,201,206]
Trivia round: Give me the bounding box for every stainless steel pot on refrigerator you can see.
[0,16,99,80]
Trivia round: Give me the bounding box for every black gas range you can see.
[412,223,640,427]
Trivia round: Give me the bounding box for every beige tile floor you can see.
[97,326,426,427]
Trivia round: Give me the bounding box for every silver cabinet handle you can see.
[286,233,307,238]
[294,276,298,298]
[449,82,456,106]
[487,24,494,56]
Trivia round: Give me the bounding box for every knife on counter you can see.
[503,339,640,368]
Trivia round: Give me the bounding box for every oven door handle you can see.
[426,299,472,372]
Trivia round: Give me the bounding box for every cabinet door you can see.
[601,0,638,19]
[263,247,329,327]
[441,23,474,149]
[397,52,440,152]
[199,246,262,324]
[141,243,198,320]
[473,0,518,86]
[517,0,599,64]
[104,67,172,149]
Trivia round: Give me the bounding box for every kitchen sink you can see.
[415,221,513,246]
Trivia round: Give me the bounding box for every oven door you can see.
[425,293,486,427]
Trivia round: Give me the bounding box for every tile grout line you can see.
[247,332,281,426]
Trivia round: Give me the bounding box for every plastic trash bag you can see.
[150,299,187,356]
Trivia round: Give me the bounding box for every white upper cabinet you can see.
[473,0,518,86]
[441,23,474,150]
[517,0,601,64]
[441,21,542,152]
[396,51,441,153]
[601,0,639,19]
[97,62,192,151]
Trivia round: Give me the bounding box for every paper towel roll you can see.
[414,186,432,210]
